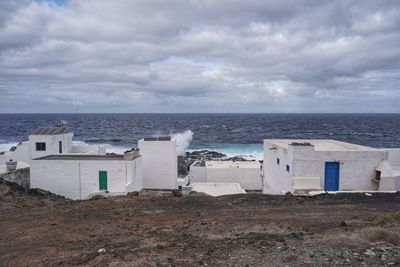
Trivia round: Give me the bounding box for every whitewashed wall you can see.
[263,141,293,194]
[263,140,387,194]
[0,141,30,164]
[205,165,262,190]
[70,145,106,155]
[0,133,105,165]
[29,133,73,159]
[189,162,207,183]
[290,146,385,191]
[1,133,74,165]
[126,157,143,192]
[31,160,80,199]
[379,176,400,191]
[31,157,143,200]
[189,161,262,190]
[385,149,400,166]
[138,139,177,189]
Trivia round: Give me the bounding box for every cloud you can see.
[0,0,399,112]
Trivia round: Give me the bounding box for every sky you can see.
[0,0,399,113]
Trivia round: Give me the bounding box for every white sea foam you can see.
[187,144,264,160]
[1,139,263,160]
[72,140,262,159]
[72,141,131,154]
[172,130,193,156]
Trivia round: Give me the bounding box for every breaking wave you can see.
[172,130,193,156]
[72,141,131,154]
[187,143,264,160]
[0,140,263,159]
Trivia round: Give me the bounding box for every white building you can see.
[0,123,104,165]
[190,182,246,196]
[138,136,178,190]
[263,139,400,194]
[30,153,142,200]
[189,160,262,190]
[377,149,400,191]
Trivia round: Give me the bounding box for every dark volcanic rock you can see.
[178,150,227,177]
[177,150,254,177]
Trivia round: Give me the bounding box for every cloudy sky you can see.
[0,0,399,113]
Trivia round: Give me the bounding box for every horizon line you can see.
[0,112,400,115]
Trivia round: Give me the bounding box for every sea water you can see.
[0,113,399,160]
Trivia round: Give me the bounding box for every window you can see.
[375,170,381,180]
[277,158,280,165]
[59,141,62,154]
[286,164,290,172]
[35,142,46,151]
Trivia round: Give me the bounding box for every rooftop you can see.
[206,161,261,169]
[143,136,171,141]
[265,139,377,152]
[34,154,140,161]
[33,125,69,135]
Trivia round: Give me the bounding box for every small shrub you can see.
[378,212,400,224]
[321,232,370,249]
[360,227,400,245]
[321,227,400,249]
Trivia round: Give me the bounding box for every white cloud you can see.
[0,0,399,112]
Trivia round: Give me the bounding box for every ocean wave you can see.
[1,139,264,159]
[188,143,264,160]
[72,141,131,154]
[73,141,264,159]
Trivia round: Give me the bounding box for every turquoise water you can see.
[1,113,400,159]
[188,143,264,160]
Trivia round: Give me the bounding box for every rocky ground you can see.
[178,150,258,176]
[1,178,400,267]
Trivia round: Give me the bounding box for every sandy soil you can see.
[1,180,400,266]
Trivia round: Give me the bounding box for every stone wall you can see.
[0,167,30,189]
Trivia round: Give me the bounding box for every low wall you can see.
[0,167,30,189]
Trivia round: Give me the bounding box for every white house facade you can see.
[189,160,262,190]
[0,123,104,165]
[30,154,142,200]
[263,139,400,194]
[138,136,178,190]
[377,149,400,191]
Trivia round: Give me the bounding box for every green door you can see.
[99,171,108,190]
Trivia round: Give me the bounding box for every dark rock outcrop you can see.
[178,150,253,177]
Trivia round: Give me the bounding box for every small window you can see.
[277,158,280,165]
[59,141,62,154]
[286,164,290,172]
[36,142,46,151]
[375,170,381,180]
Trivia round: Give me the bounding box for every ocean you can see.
[1,113,400,160]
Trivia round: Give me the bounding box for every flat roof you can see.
[33,125,69,135]
[206,161,261,169]
[34,154,140,161]
[143,136,171,141]
[265,139,377,152]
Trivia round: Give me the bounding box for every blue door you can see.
[324,162,339,191]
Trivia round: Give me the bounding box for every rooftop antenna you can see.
[56,120,68,127]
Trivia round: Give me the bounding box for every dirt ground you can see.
[1,180,400,267]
